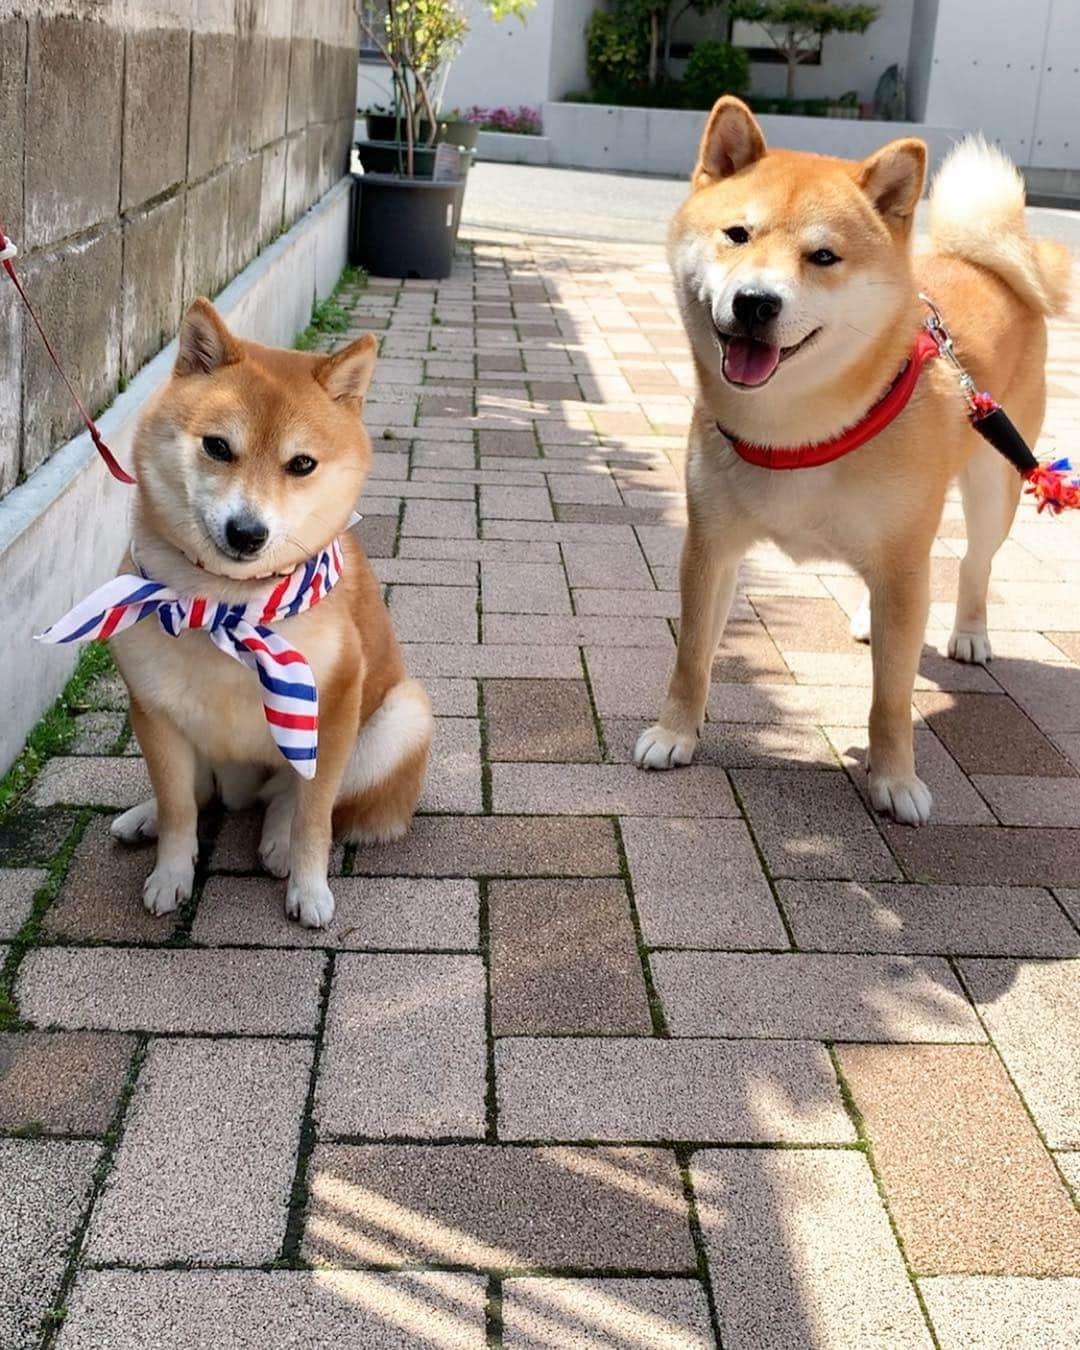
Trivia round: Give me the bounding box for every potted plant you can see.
[352,0,530,279]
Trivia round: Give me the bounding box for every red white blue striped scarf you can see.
[37,539,346,779]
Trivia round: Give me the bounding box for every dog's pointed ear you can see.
[692,97,767,191]
[174,298,243,376]
[315,333,377,409]
[856,138,927,224]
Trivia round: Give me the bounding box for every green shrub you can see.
[683,40,751,109]
[586,10,646,89]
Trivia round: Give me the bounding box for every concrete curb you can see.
[0,176,351,774]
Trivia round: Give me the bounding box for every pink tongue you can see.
[724,336,781,387]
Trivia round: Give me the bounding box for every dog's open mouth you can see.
[717,328,820,388]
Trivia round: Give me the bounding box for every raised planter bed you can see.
[475,130,551,166]
[540,101,963,177]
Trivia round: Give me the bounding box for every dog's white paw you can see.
[258,814,292,878]
[869,772,933,826]
[111,799,158,843]
[850,602,872,645]
[633,724,698,770]
[142,860,194,916]
[285,877,335,929]
[949,629,992,664]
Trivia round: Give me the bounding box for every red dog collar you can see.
[720,330,940,470]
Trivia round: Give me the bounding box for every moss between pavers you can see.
[293,265,369,352]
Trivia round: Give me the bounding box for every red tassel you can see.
[1023,459,1080,514]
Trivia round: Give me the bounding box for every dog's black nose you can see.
[225,513,269,556]
[732,288,783,330]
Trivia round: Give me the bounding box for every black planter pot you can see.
[356,139,438,176]
[349,173,464,280]
[363,114,479,149]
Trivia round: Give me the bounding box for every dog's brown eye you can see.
[809,248,840,267]
[202,436,232,462]
[287,455,317,477]
[724,226,750,245]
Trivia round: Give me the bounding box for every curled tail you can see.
[929,136,1072,317]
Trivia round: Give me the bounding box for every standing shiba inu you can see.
[66,300,432,928]
[635,98,1071,824]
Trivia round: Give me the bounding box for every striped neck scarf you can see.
[37,539,347,779]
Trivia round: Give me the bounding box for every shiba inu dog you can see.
[82,300,431,927]
[635,97,1071,824]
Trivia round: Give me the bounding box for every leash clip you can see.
[0,237,17,263]
[919,292,979,412]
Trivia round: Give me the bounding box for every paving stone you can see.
[356,514,398,558]
[484,678,601,762]
[388,584,477,645]
[492,762,738,817]
[485,612,674,648]
[402,498,477,539]
[348,813,620,878]
[780,880,1079,956]
[58,1269,487,1349]
[605,718,835,769]
[919,1276,1080,1349]
[838,1043,1080,1275]
[480,484,553,521]
[562,541,655,590]
[403,641,583,678]
[193,876,478,950]
[46,817,178,942]
[0,1139,99,1350]
[17,948,324,1035]
[750,595,856,653]
[620,816,786,949]
[709,618,793,683]
[708,681,877,727]
[970,774,1080,826]
[489,880,650,1036]
[692,1148,932,1348]
[885,824,1080,887]
[0,808,77,867]
[304,1144,696,1271]
[316,954,486,1139]
[991,657,1080,736]
[732,769,901,880]
[30,757,150,808]
[652,952,983,1041]
[87,1037,311,1266]
[424,677,478,718]
[480,562,571,615]
[914,692,1076,777]
[421,717,483,814]
[65,710,126,755]
[0,867,45,938]
[0,1031,135,1135]
[958,958,1080,1147]
[497,1038,854,1143]
[501,1277,713,1349]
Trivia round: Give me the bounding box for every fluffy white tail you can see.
[338,677,433,800]
[929,136,1072,316]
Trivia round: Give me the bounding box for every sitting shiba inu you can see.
[44,300,432,927]
[635,98,1071,824]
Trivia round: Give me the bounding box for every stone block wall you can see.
[0,0,358,496]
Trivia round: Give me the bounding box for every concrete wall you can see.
[0,0,358,500]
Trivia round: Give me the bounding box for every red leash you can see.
[0,221,135,485]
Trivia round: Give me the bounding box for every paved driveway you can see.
[2,226,1079,1348]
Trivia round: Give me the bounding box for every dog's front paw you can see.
[142,861,194,916]
[258,819,291,878]
[285,877,335,929]
[869,772,933,826]
[112,799,158,844]
[633,724,698,770]
[949,629,992,664]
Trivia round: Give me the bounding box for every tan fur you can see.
[637,98,1071,825]
[109,300,432,927]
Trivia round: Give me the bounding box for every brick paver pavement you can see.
[1,229,1079,1348]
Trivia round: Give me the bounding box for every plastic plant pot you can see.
[349,173,465,280]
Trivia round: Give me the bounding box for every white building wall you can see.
[920,0,1079,170]
[441,0,556,111]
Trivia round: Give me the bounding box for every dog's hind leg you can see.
[950,442,1022,664]
[335,678,433,845]
[635,515,747,770]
